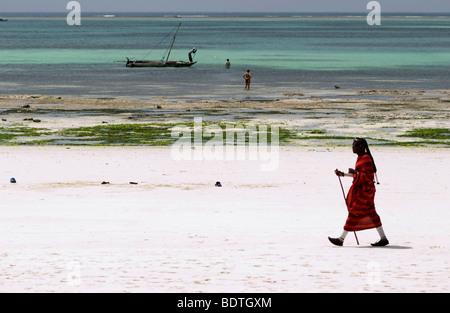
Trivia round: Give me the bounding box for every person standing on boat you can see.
[328,138,389,247]
[243,69,251,90]
[225,59,231,69]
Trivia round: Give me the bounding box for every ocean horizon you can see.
[2,12,450,19]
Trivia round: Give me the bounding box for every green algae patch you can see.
[399,128,449,140]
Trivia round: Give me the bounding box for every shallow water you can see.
[0,13,449,100]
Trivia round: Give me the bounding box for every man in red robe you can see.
[329,138,389,246]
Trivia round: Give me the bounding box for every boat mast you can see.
[165,22,182,63]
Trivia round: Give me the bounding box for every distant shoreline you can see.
[2,12,450,18]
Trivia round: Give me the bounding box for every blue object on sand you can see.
[10,178,16,183]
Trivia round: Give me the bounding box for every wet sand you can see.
[1,90,449,147]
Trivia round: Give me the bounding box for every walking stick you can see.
[337,173,360,245]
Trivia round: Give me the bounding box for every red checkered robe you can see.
[344,154,382,231]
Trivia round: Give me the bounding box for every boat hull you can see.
[126,60,196,68]
[125,23,197,68]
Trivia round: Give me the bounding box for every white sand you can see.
[0,145,448,293]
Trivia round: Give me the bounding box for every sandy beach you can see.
[0,145,448,293]
[0,91,449,293]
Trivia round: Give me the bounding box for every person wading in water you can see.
[243,69,251,90]
[329,138,389,247]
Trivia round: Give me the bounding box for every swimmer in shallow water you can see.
[243,69,251,90]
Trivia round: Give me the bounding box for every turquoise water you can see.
[0,13,449,100]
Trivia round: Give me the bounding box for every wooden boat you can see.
[126,23,197,68]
